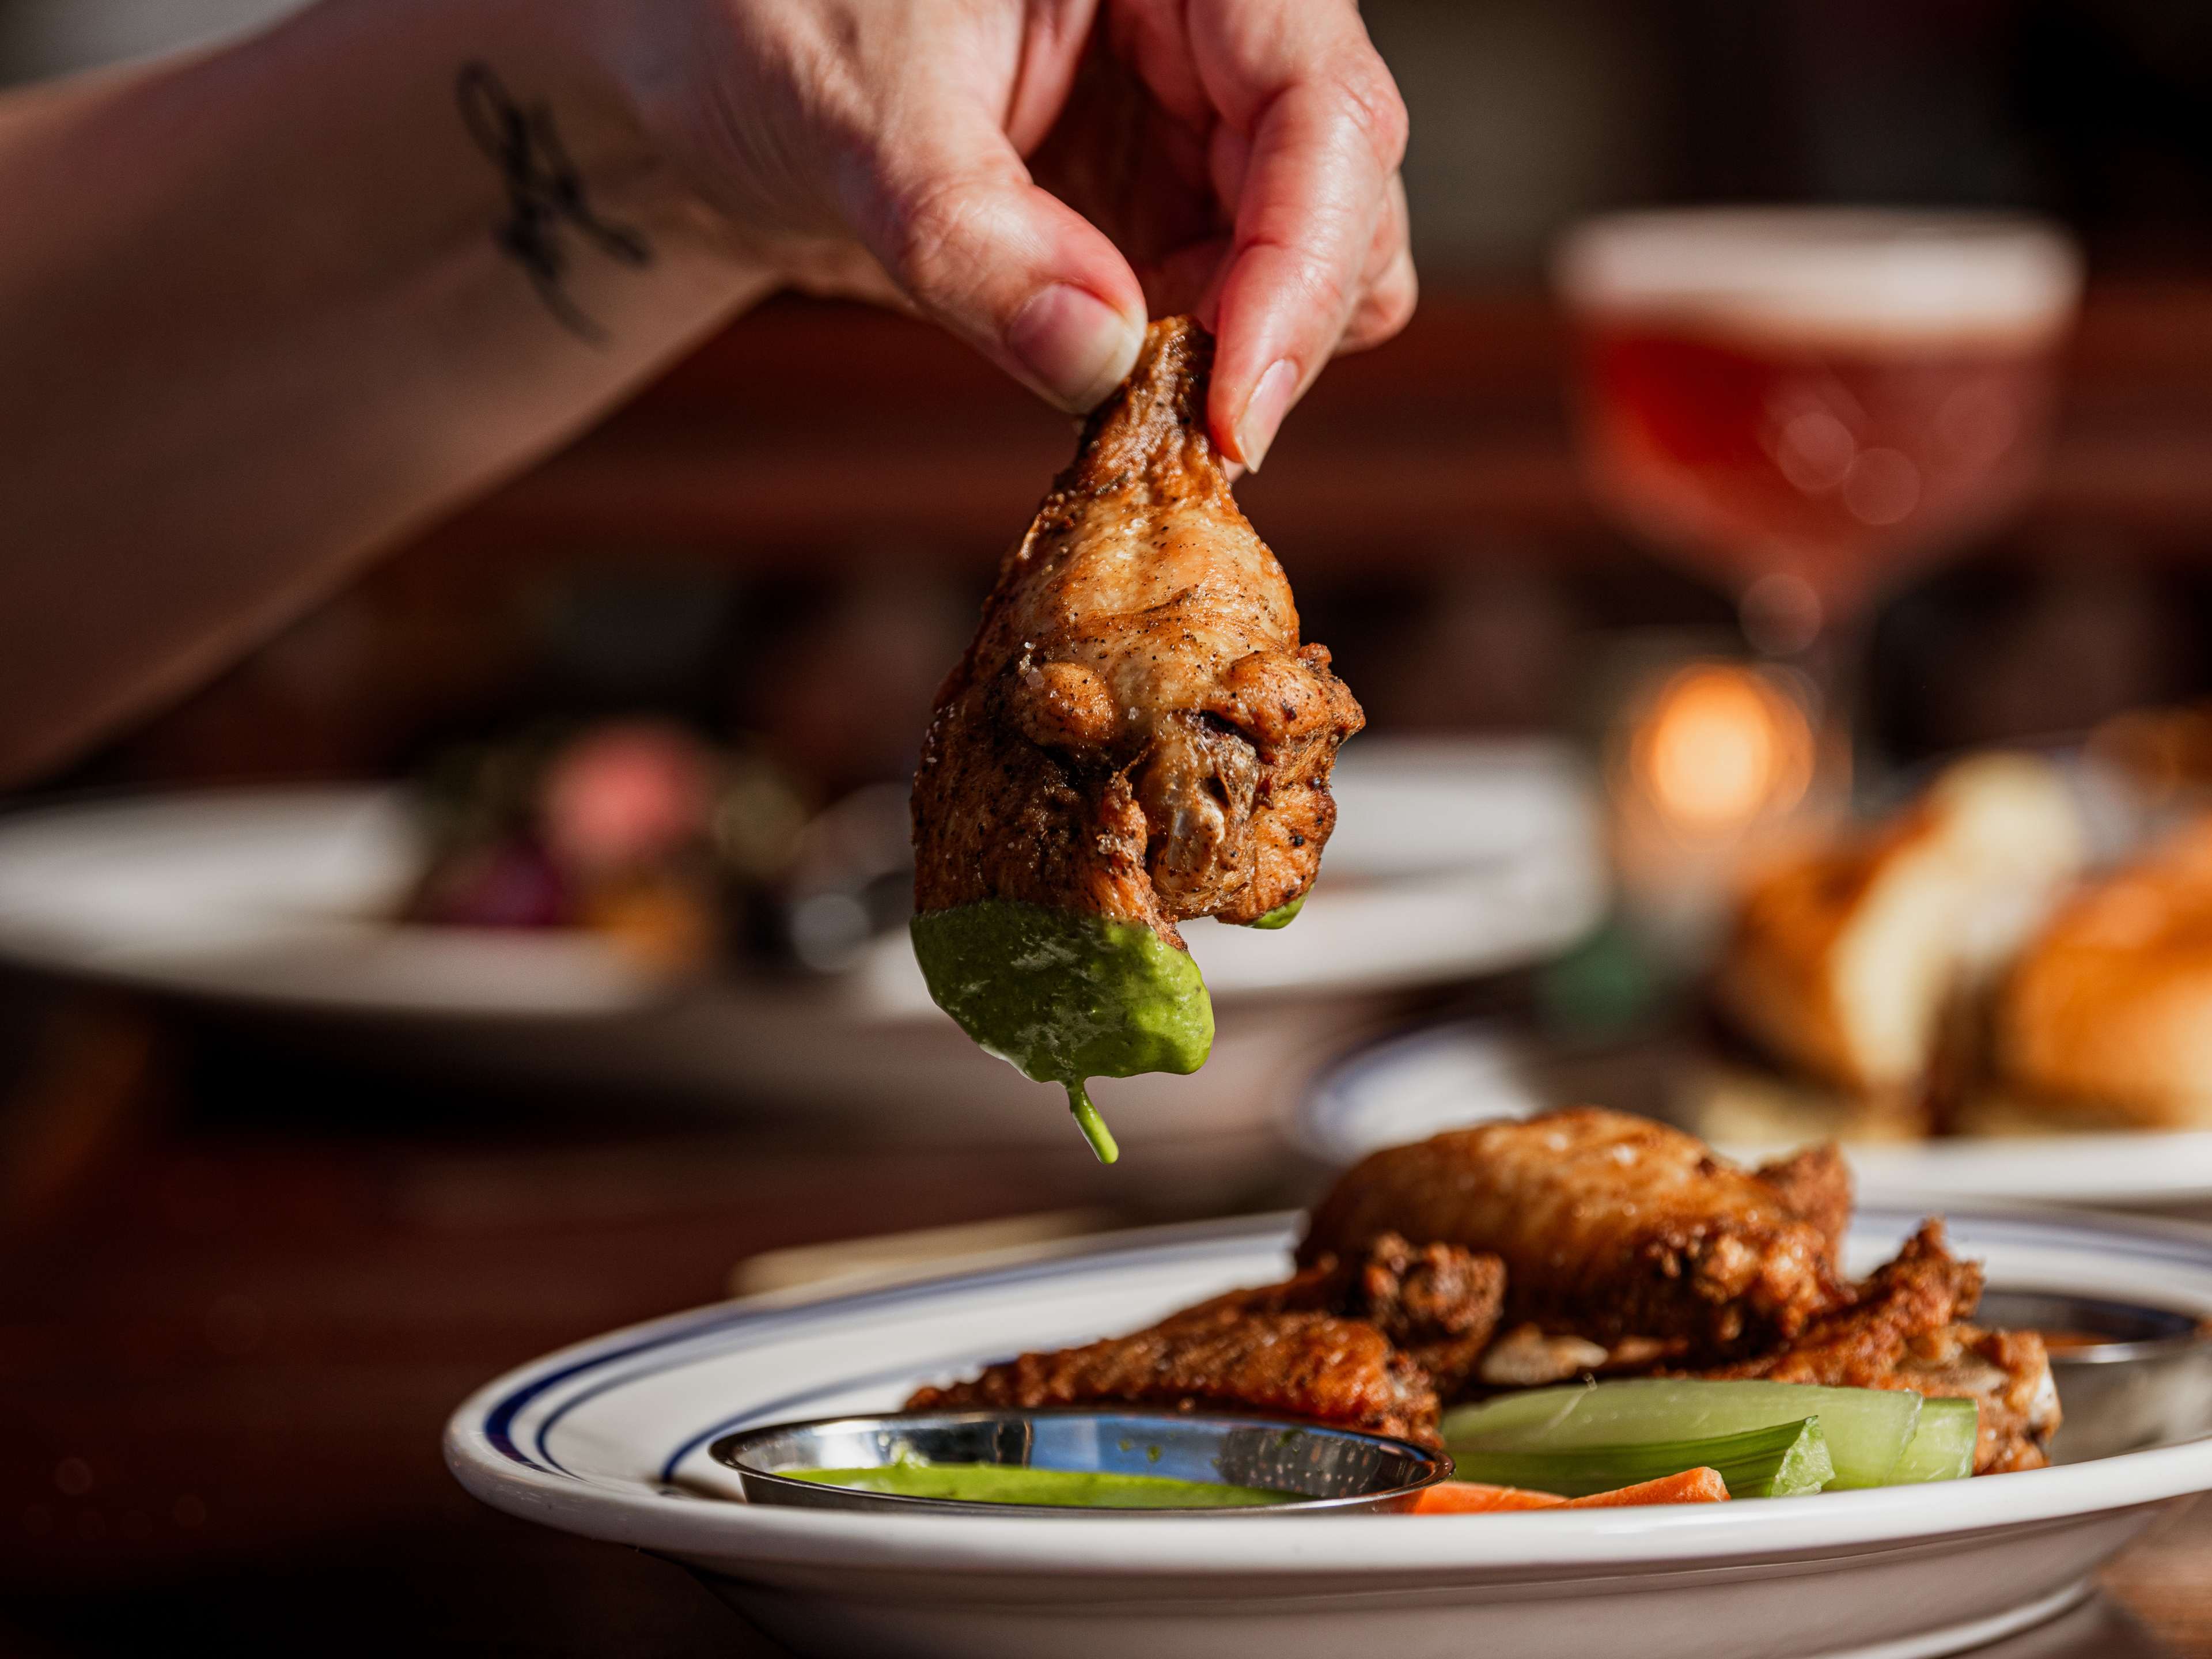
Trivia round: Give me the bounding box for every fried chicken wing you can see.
[1895,1325,2060,1474]
[1300,1108,1847,1360]
[906,1312,1438,1444]
[1753,1142,1854,1269]
[904,1237,1503,1445]
[1702,1219,1982,1388]
[1170,1234,1506,1400]
[1699,1219,2059,1472]
[911,316,1364,941]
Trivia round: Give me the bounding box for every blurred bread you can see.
[1995,819,2212,1127]
[1714,753,2084,1093]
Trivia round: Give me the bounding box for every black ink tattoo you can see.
[457,62,652,342]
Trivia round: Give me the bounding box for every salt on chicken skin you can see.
[910,316,1363,942]
[1298,1107,1847,1360]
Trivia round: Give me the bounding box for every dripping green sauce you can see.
[1246,891,1306,929]
[910,900,1215,1163]
[789,1461,1295,1509]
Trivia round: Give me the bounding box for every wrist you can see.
[455,0,760,274]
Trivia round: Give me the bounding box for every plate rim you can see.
[445,1205,2212,1578]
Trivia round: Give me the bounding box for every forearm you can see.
[0,0,767,783]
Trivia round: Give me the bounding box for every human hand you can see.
[603,0,1412,468]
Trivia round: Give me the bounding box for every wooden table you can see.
[1,987,2207,1657]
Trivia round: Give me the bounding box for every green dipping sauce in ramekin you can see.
[789,1461,1295,1509]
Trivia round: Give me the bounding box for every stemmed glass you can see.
[1556,209,2081,748]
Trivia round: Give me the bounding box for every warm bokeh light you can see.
[1632,664,1815,834]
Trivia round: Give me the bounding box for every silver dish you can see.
[709,1408,1450,1516]
[1978,1289,2212,1463]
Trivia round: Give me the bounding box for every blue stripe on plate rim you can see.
[462,1205,2212,1487]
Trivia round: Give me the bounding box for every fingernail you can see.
[1237,358,1299,472]
[1007,285,1143,412]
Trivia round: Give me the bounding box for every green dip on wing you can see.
[910,900,1214,1164]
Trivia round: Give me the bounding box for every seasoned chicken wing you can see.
[911,316,1364,940]
[1300,1107,1848,1360]
[1700,1219,2058,1473]
[1752,1141,1854,1269]
[907,1311,1437,1444]
[1169,1233,1507,1400]
[905,1236,1503,1445]
[1703,1218,1982,1389]
[1894,1325,2059,1474]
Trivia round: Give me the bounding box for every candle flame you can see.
[1632,664,1813,834]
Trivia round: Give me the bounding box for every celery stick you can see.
[1888,1398,1978,1484]
[1441,1379,1924,1490]
[1447,1418,1832,1499]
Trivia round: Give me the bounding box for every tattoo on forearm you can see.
[457,63,652,342]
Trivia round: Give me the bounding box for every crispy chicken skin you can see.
[904,1236,1502,1445]
[1705,1220,1982,1389]
[1896,1325,2060,1474]
[1701,1219,2059,1473]
[1300,1108,1848,1360]
[910,316,1363,943]
[1171,1234,1507,1400]
[906,1311,1438,1444]
[1753,1142,1854,1270]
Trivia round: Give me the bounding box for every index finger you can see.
[1185,0,1410,467]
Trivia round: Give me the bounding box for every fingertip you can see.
[1207,260,1319,466]
[850,111,1147,414]
[1228,356,1298,472]
[1007,282,1146,412]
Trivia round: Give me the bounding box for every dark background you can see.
[8,1,2212,1654]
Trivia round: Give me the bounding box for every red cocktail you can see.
[1558,211,2080,649]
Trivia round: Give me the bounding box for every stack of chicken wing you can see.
[910,1107,2059,1474]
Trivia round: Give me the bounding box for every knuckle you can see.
[885,169,990,293]
[1340,263,1417,354]
[1373,270,1418,335]
[1332,62,1410,172]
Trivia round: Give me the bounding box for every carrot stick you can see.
[1412,1481,1567,1514]
[1559,1467,1730,1508]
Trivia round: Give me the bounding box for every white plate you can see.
[446,1207,2212,1659]
[1298,1021,2212,1210]
[0,738,1601,1016]
[0,741,1603,1143]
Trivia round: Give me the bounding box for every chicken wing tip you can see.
[1069,315,1217,482]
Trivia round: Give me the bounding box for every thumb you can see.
[844,110,1147,412]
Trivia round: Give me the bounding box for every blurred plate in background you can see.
[1298,1018,2212,1210]
[0,738,1604,1149]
